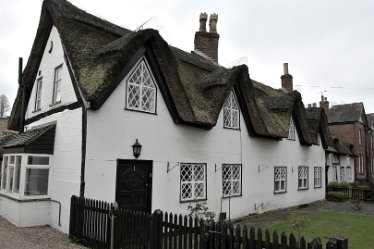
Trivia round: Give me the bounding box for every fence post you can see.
[109,202,118,249]
[307,237,322,249]
[326,237,338,249]
[150,209,162,249]
[327,237,348,249]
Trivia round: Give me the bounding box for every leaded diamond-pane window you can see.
[314,167,322,188]
[298,166,309,190]
[223,91,240,129]
[274,167,287,193]
[287,117,295,140]
[180,163,206,201]
[126,59,156,113]
[222,164,242,197]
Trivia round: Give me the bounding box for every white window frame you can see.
[346,166,352,181]
[358,155,364,174]
[314,167,322,188]
[24,156,50,197]
[287,117,296,140]
[0,154,51,200]
[223,91,240,129]
[274,166,287,194]
[52,65,63,104]
[222,164,242,197]
[1,155,22,196]
[298,166,309,190]
[340,167,345,182]
[125,59,157,114]
[34,77,42,111]
[180,163,206,202]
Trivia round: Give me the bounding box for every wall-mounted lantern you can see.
[132,139,142,158]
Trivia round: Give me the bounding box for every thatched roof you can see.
[305,107,333,149]
[8,0,326,144]
[328,102,367,125]
[331,136,355,156]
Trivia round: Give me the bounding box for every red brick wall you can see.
[194,32,219,62]
[329,122,368,182]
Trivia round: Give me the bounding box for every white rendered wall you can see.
[0,196,50,227]
[25,26,78,120]
[24,109,82,232]
[85,57,326,220]
[0,25,82,233]
[326,153,355,183]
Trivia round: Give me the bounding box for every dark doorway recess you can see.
[116,159,152,213]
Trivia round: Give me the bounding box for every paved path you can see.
[234,200,374,228]
[0,216,85,249]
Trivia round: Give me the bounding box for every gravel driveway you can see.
[0,216,85,249]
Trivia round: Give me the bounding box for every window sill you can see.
[49,101,61,107]
[179,197,207,203]
[314,186,322,189]
[298,187,309,191]
[222,194,242,199]
[32,109,42,113]
[124,107,157,115]
[274,190,287,195]
[223,126,240,131]
[0,192,49,202]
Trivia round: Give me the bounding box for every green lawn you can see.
[266,211,374,249]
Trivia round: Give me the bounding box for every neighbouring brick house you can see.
[320,98,374,183]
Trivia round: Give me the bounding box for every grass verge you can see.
[266,211,374,249]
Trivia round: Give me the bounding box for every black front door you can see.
[116,160,152,212]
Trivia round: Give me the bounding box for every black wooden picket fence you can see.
[69,195,348,249]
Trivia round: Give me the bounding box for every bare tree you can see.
[0,94,10,117]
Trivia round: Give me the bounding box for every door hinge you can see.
[149,173,152,178]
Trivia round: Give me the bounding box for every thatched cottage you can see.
[1,0,331,233]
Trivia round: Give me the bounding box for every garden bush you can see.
[326,191,348,202]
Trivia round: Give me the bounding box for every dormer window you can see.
[52,65,62,104]
[126,59,156,113]
[287,117,296,140]
[34,77,42,111]
[223,91,240,129]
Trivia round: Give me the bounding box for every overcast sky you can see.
[1,0,374,115]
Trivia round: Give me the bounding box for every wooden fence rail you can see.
[69,195,348,249]
[327,186,374,202]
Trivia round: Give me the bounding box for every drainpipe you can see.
[18,57,25,133]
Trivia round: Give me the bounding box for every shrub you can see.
[187,201,215,220]
[328,182,350,188]
[326,191,348,202]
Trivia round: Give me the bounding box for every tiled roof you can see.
[4,123,56,148]
[328,102,364,124]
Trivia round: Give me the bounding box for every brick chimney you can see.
[319,94,329,114]
[281,63,293,92]
[194,13,220,62]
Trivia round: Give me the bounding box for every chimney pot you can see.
[308,104,312,108]
[319,94,329,114]
[209,13,218,33]
[199,12,208,32]
[281,63,293,92]
[313,103,317,107]
[283,63,289,75]
[194,13,220,62]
